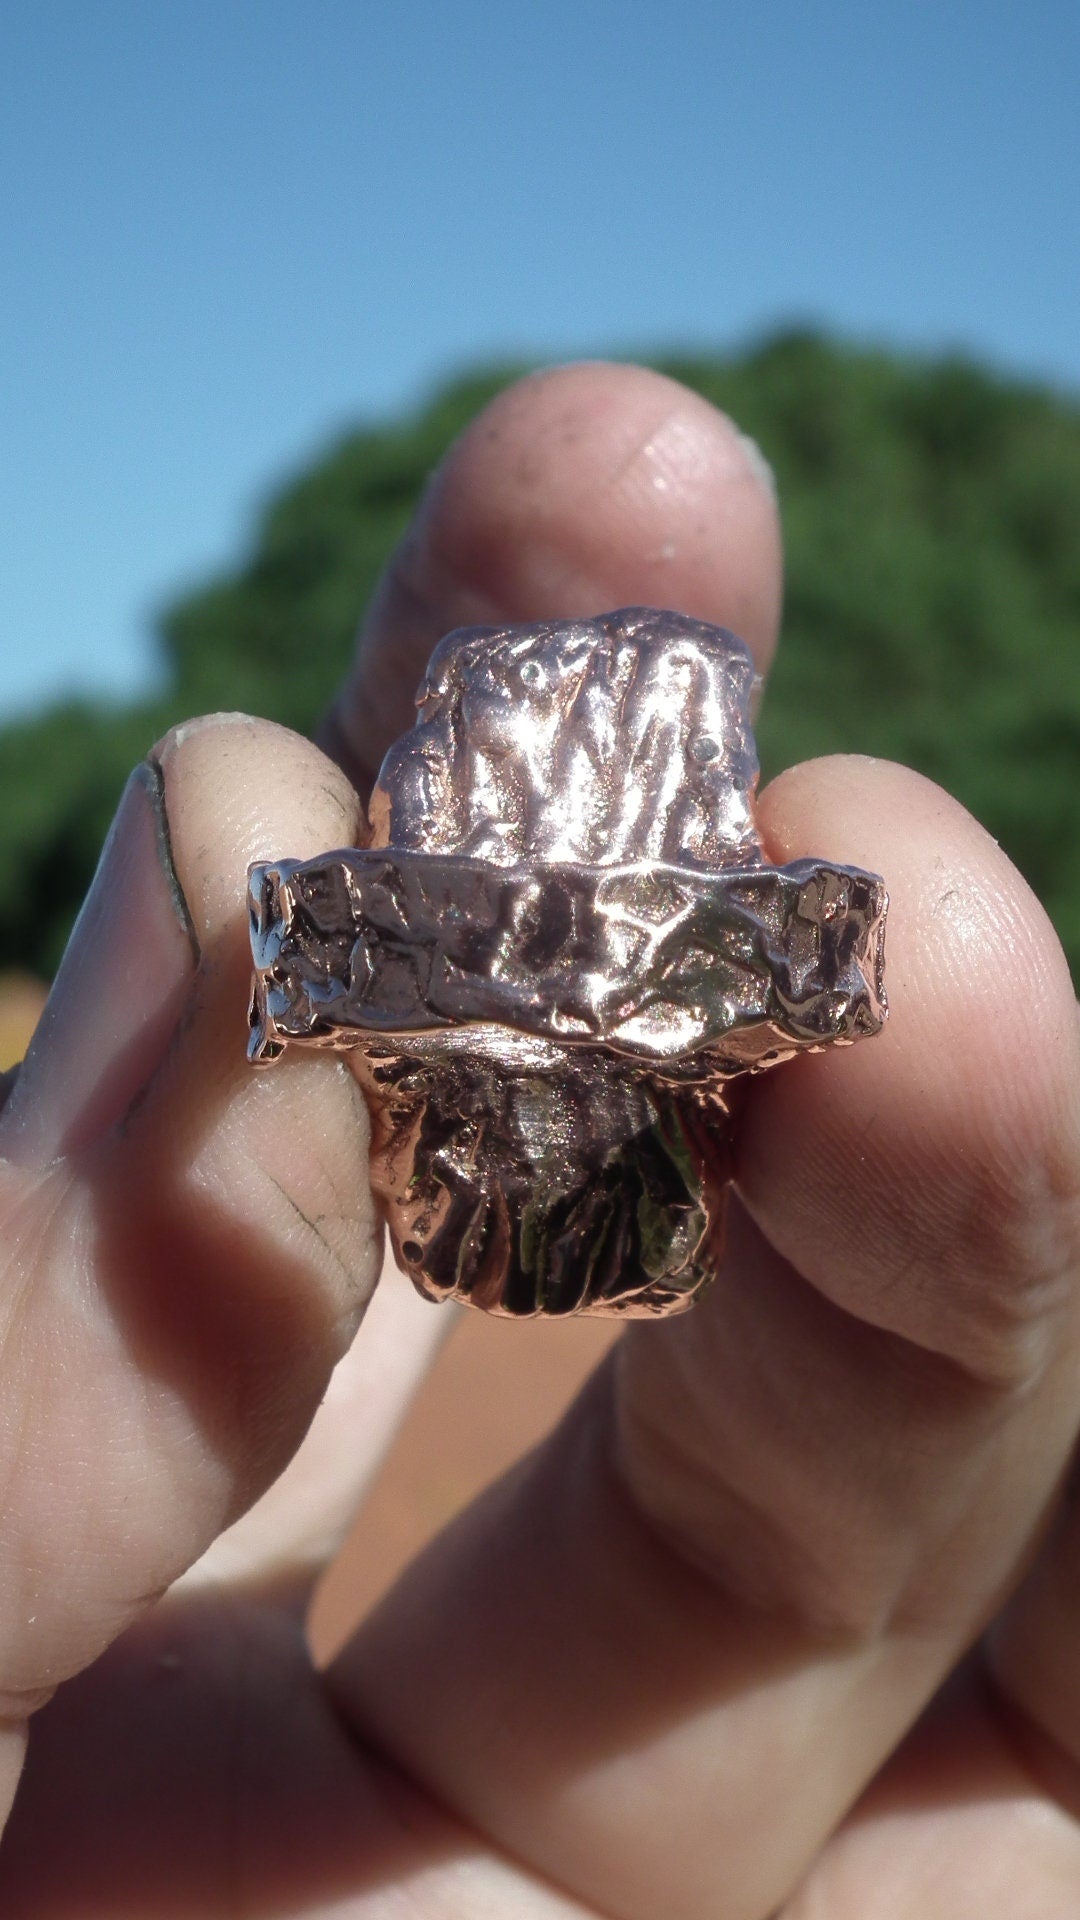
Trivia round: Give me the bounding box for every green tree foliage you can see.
[1,334,1077,980]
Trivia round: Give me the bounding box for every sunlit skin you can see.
[0,363,1078,1917]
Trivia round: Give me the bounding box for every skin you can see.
[0,362,1077,1916]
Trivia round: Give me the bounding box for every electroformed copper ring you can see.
[247,608,887,1318]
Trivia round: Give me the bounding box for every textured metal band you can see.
[248,851,885,1065]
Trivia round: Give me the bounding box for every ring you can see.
[248,608,887,1317]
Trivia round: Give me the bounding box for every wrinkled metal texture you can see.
[249,609,887,1316]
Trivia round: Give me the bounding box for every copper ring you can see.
[247,608,887,1318]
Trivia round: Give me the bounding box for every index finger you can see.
[322,360,783,796]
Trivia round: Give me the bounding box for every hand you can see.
[0,364,1078,1919]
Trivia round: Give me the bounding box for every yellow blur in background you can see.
[0,974,47,1072]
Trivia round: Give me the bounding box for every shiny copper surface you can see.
[249,609,887,1316]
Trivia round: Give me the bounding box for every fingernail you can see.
[0,761,199,1167]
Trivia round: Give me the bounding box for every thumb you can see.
[0,715,380,1804]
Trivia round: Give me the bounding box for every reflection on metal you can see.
[249,609,887,1316]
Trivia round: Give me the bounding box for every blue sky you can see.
[3,0,1078,717]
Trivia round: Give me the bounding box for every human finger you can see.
[737,755,1080,1385]
[328,757,1080,1920]
[0,715,382,1823]
[323,360,782,797]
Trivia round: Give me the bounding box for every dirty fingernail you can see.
[0,762,198,1167]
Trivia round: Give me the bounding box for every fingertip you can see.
[423,361,781,654]
[758,753,1074,1024]
[743,755,1080,1380]
[332,361,783,791]
[151,713,364,951]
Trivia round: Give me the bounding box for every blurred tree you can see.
[1,335,1077,979]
